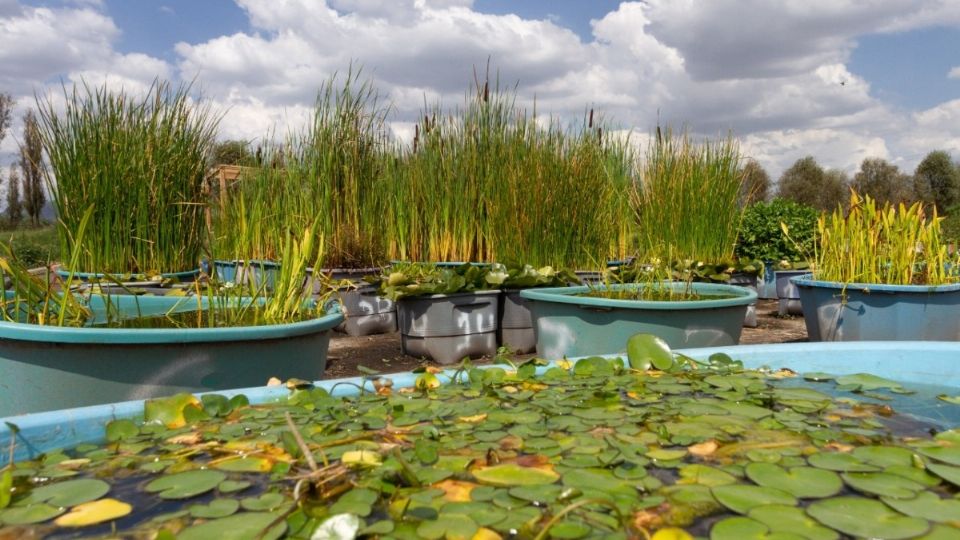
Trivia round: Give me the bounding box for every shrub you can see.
[736,198,818,262]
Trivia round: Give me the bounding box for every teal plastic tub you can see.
[0,294,343,416]
[4,341,959,466]
[521,282,757,358]
[793,276,960,341]
[55,267,201,282]
[212,259,279,289]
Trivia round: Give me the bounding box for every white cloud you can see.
[949,66,960,80]
[2,0,960,182]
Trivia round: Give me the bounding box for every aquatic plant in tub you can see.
[0,229,343,416]
[522,280,756,359]
[379,263,499,364]
[797,192,960,341]
[7,339,960,538]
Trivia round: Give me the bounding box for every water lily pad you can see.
[918,446,960,467]
[416,513,479,540]
[679,464,737,487]
[647,448,688,461]
[240,492,285,512]
[218,480,251,494]
[807,452,879,472]
[806,497,929,539]
[473,463,559,486]
[852,446,915,468]
[627,334,674,370]
[144,470,227,499]
[18,478,110,507]
[710,516,805,540]
[508,484,563,503]
[212,457,273,472]
[834,373,904,392]
[54,498,132,527]
[177,512,287,540]
[0,503,65,525]
[190,498,240,519]
[105,419,139,442]
[712,485,797,514]
[144,393,202,429]
[329,488,377,516]
[748,504,838,540]
[925,462,960,487]
[882,491,960,522]
[745,463,842,498]
[841,472,926,499]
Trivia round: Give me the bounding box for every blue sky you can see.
[3,0,960,177]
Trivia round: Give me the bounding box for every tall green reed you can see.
[37,80,219,274]
[213,70,390,269]
[384,77,633,268]
[629,127,744,263]
[814,191,956,285]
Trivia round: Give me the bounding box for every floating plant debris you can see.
[3,339,960,539]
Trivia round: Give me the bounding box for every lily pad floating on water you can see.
[748,504,839,540]
[841,471,927,499]
[15,478,110,507]
[472,463,560,486]
[806,496,930,539]
[177,511,287,540]
[54,498,132,527]
[745,463,843,499]
[144,470,227,500]
[881,491,960,522]
[712,484,798,514]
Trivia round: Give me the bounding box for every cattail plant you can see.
[37,80,219,274]
[629,127,744,264]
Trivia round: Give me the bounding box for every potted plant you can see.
[485,263,580,353]
[377,263,500,364]
[794,192,960,340]
[0,226,343,416]
[521,267,756,359]
[736,198,818,301]
[38,80,217,282]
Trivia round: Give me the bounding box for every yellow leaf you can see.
[651,527,694,540]
[434,479,478,502]
[55,498,132,527]
[144,393,202,429]
[472,528,503,540]
[458,414,487,423]
[341,450,381,467]
[688,440,718,458]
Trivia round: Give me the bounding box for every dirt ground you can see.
[323,298,807,379]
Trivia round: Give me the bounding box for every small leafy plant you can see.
[486,263,580,289]
[371,262,495,301]
[736,198,818,263]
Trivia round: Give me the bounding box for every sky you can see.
[1,0,960,180]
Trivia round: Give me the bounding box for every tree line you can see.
[740,151,960,214]
[0,92,46,228]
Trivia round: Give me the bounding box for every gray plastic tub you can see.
[397,290,500,364]
[498,289,536,354]
[336,284,397,336]
[775,269,807,315]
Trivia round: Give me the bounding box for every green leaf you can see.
[473,464,560,486]
[189,498,240,519]
[807,452,879,472]
[748,504,839,540]
[712,485,797,514]
[240,492,285,511]
[0,503,65,525]
[806,497,929,539]
[841,472,926,499]
[19,478,110,507]
[627,333,674,370]
[881,491,960,522]
[0,470,11,509]
[745,463,843,498]
[710,516,806,540]
[105,419,139,442]
[917,445,960,467]
[177,512,287,540]
[416,513,479,540]
[144,470,226,500]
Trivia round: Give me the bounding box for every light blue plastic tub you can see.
[3,341,959,466]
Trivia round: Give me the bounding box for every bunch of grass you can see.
[814,191,956,285]
[37,80,219,274]
[629,127,744,263]
[385,77,633,268]
[213,70,390,268]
